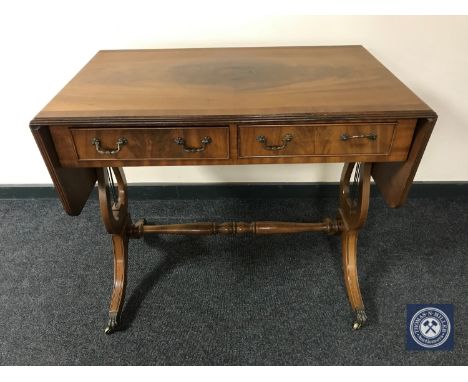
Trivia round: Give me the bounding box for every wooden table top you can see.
[33,46,434,124]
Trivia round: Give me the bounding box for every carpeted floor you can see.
[0,192,466,365]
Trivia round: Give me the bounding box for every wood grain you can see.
[31,46,434,125]
[71,126,229,161]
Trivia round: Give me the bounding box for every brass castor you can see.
[104,314,118,335]
[352,309,367,330]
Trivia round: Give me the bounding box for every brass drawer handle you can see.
[340,133,377,141]
[91,137,128,155]
[256,133,293,151]
[174,136,212,152]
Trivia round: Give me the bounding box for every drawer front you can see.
[68,127,229,161]
[238,121,414,159]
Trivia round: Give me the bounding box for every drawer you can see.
[238,121,415,159]
[55,127,230,163]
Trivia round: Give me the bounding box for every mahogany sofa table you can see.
[30,46,437,334]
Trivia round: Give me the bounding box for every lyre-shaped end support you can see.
[97,167,129,234]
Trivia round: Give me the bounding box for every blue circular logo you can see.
[410,307,451,348]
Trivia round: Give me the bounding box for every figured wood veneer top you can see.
[33,46,434,123]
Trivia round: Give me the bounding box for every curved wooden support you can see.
[342,230,367,330]
[105,229,129,334]
[338,162,372,330]
[97,167,130,334]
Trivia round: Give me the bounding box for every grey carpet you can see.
[0,193,466,365]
